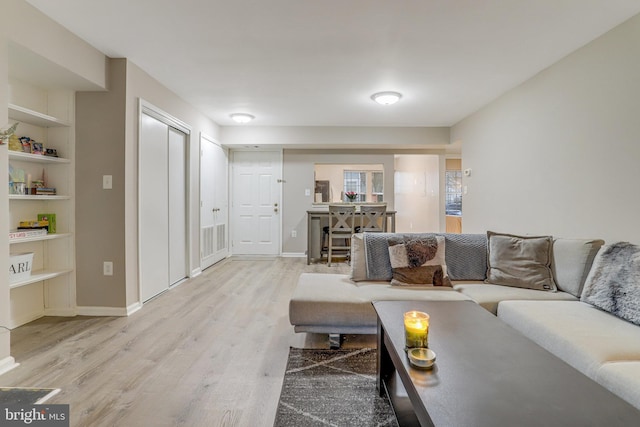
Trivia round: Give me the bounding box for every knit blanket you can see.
[363,232,487,281]
[581,242,640,326]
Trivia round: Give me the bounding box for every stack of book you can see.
[9,229,48,239]
[35,187,56,195]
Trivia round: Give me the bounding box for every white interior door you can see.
[168,128,187,284]
[140,113,170,301]
[231,151,281,255]
[200,134,229,269]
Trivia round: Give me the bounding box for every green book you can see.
[37,213,56,234]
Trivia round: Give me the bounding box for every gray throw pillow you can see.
[581,242,640,326]
[485,231,557,292]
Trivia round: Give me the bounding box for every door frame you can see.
[229,148,283,256]
[137,98,192,303]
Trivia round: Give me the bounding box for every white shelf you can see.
[7,79,76,329]
[8,151,70,164]
[9,232,72,245]
[9,269,73,289]
[8,104,70,127]
[9,195,71,201]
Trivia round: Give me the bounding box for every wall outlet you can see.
[103,261,113,276]
[291,230,297,238]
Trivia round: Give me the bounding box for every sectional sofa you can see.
[289,232,640,411]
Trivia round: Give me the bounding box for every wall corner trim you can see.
[0,357,19,377]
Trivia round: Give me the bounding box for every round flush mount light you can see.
[371,91,402,105]
[230,113,255,123]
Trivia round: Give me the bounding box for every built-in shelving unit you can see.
[7,79,76,328]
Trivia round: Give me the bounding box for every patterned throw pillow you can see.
[387,235,452,287]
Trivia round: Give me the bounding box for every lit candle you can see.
[404,311,429,349]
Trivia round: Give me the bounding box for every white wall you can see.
[452,13,640,244]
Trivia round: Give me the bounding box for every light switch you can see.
[305,189,311,196]
[103,175,113,189]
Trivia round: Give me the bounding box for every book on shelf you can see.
[35,187,57,195]
[9,229,48,239]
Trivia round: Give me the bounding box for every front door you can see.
[231,150,281,255]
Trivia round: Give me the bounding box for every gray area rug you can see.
[0,387,60,405]
[274,348,398,427]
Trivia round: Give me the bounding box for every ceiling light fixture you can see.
[230,113,255,123]
[371,91,402,105]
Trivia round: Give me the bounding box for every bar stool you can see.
[359,204,387,232]
[327,204,356,266]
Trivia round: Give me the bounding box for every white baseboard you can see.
[0,356,19,376]
[76,306,128,316]
[44,308,77,317]
[281,252,306,258]
[126,302,142,316]
[190,267,202,277]
[76,302,143,317]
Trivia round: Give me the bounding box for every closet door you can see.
[139,108,188,302]
[140,113,170,301]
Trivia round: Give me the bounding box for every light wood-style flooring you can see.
[2,257,375,427]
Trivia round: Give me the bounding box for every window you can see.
[344,171,367,202]
[445,170,462,216]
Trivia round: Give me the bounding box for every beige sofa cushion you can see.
[290,273,471,333]
[595,362,640,411]
[453,282,576,314]
[498,301,640,379]
[552,238,604,297]
[350,233,367,281]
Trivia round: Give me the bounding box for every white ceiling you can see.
[25,0,640,127]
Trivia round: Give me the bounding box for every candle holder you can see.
[404,310,429,350]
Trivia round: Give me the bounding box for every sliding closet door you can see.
[140,113,170,301]
[168,128,187,285]
[139,106,188,302]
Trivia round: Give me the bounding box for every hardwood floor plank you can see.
[2,257,374,426]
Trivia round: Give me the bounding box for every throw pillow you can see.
[443,233,488,280]
[350,233,367,281]
[581,242,640,326]
[387,234,452,287]
[485,231,557,292]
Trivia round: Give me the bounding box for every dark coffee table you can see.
[374,300,640,427]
